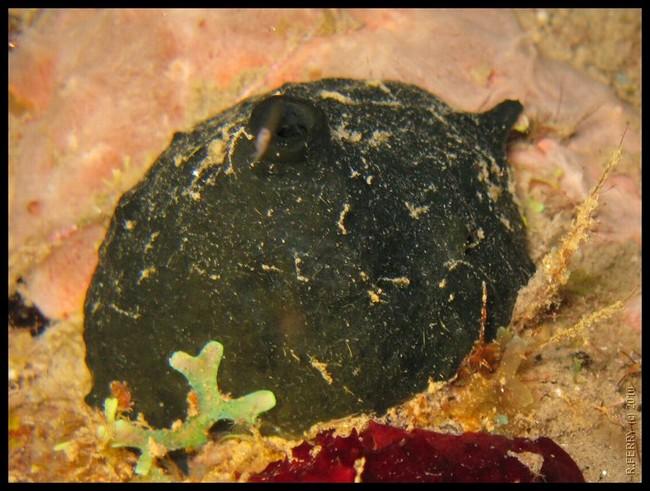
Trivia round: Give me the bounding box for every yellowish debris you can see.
[137,267,156,284]
[143,232,160,253]
[512,141,623,331]
[405,201,430,219]
[367,289,383,304]
[368,130,391,147]
[293,254,309,283]
[337,203,351,235]
[319,90,354,105]
[308,356,333,384]
[333,123,362,143]
[365,79,392,94]
[353,456,366,482]
[499,216,512,231]
[186,391,199,418]
[538,300,624,350]
[174,145,203,168]
[147,437,167,459]
[309,444,323,458]
[380,276,410,287]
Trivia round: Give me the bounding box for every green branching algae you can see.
[97,341,276,476]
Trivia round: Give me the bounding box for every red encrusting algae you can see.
[250,421,584,483]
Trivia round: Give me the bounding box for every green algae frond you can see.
[97,341,276,476]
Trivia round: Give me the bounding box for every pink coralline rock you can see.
[8,9,639,324]
[250,421,586,482]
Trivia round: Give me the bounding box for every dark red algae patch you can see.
[250,421,585,483]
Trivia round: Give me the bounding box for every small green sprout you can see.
[527,198,545,214]
[97,341,276,476]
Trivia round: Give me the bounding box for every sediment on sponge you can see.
[97,341,276,476]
